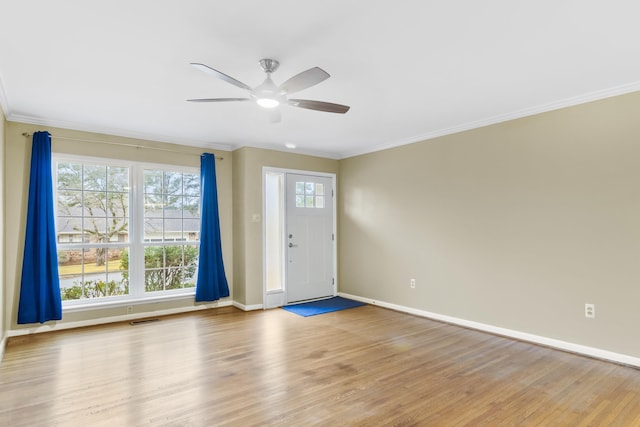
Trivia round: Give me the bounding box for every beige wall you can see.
[232,147,338,307]
[4,122,233,331]
[339,91,640,357]
[5,89,640,360]
[231,147,248,305]
[0,111,5,345]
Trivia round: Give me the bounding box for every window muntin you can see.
[55,157,200,305]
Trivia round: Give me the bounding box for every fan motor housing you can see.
[259,58,280,74]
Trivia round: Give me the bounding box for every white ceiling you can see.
[2,1,640,159]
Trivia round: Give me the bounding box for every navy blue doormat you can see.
[282,296,366,317]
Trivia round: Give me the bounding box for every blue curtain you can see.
[195,153,230,301]
[17,131,63,324]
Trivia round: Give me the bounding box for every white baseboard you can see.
[233,301,264,311]
[7,300,233,337]
[338,292,640,368]
[0,334,6,364]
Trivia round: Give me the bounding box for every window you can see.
[55,157,200,305]
[265,171,284,292]
[142,169,200,292]
[295,181,325,208]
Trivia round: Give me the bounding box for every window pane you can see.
[296,195,304,208]
[164,219,183,240]
[144,218,163,241]
[165,268,183,290]
[296,182,304,195]
[144,246,166,292]
[183,173,200,197]
[306,196,315,207]
[144,244,197,289]
[57,190,82,215]
[164,195,182,218]
[84,247,107,273]
[144,246,165,268]
[83,165,107,191]
[145,268,166,292]
[183,244,199,287]
[58,249,82,300]
[58,248,129,300]
[56,216,82,242]
[182,272,197,288]
[108,167,129,192]
[184,196,200,216]
[183,219,200,241]
[143,169,200,244]
[316,195,325,208]
[85,217,107,243]
[107,192,129,217]
[144,195,163,217]
[164,171,182,195]
[107,218,129,242]
[265,172,283,292]
[144,170,163,194]
[83,191,107,217]
[57,163,82,190]
[164,246,183,268]
[316,183,324,195]
[156,245,199,290]
[305,182,314,194]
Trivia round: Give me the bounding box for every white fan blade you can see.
[279,67,330,95]
[190,63,253,92]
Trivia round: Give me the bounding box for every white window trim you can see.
[53,153,201,308]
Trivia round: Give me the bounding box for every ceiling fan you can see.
[187,59,350,121]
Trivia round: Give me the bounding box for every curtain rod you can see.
[21,132,223,160]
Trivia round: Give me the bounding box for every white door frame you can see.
[262,167,337,308]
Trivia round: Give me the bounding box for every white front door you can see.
[286,173,335,303]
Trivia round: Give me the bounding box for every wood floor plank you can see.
[1,305,640,426]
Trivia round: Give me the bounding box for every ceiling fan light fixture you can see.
[189,58,350,117]
[256,98,280,108]
[254,75,281,108]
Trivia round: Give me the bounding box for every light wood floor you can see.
[1,305,640,426]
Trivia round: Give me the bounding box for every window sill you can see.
[62,292,196,313]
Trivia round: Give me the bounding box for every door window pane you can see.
[294,181,329,209]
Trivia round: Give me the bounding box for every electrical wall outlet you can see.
[585,303,595,318]
[410,278,416,289]
[126,305,133,315]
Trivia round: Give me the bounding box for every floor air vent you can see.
[129,318,159,326]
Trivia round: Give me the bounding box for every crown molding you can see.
[0,71,9,118]
[6,113,236,152]
[339,81,640,159]
[6,80,640,160]
[238,142,342,160]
